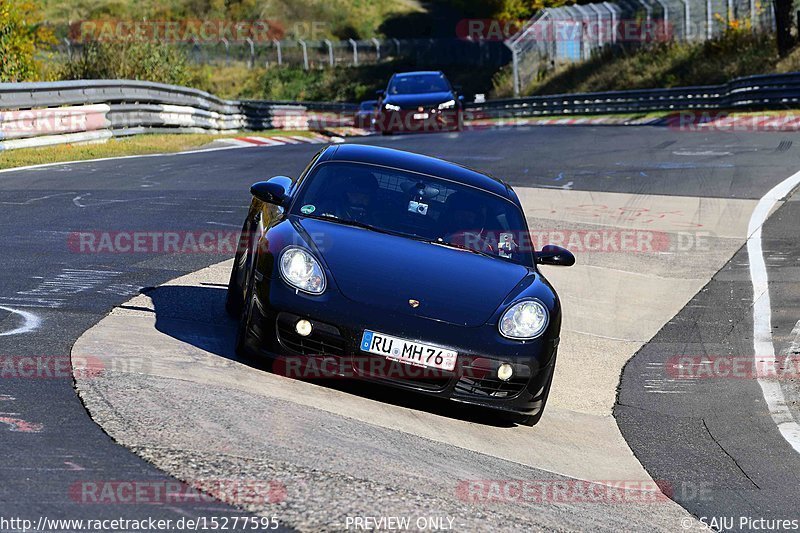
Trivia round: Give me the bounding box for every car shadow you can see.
[145,284,515,428]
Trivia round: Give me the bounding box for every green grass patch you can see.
[0,130,311,170]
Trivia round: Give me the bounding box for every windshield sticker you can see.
[300,204,316,215]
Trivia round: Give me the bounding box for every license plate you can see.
[413,113,429,120]
[360,330,457,371]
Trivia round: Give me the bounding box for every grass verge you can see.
[0,130,313,170]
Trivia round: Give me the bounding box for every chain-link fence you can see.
[57,38,510,70]
[507,0,777,95]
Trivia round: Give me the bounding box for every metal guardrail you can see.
[1,73,799,150]
[466,72,800,116]
[0,79,350,151]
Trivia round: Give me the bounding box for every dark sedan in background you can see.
[353,100,378,129]
[376,71,465,134]
[226,144,574,425]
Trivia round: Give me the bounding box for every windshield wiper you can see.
[313,213,406,237]
[429,239,497,259]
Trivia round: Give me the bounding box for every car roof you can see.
[317,144,514,200]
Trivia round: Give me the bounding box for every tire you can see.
[234,232,259,359]
[225,223,252,317]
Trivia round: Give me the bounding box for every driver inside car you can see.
[442,191,492,253]
[320,169,381,225]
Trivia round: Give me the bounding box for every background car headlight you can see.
[384,103,401,111]
[280,247,326,294]
[438,99,456,110]
[499,299,549,339]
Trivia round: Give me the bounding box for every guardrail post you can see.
[190,38,201,63]
[221,38,230,66]
[273,40,282,65]
[511,45,520,97]
[587,4,605,46]
[371,38,381,62]
[636,0,653,41]
[349,38,359,66]
[605,4,618,44]
[324,39,334,67]
[299,40,309,70]
[680,0,691,40]
[246,38,255,68]
[653,0,669,38]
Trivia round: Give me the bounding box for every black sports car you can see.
[375,71,464,134]
[226,144,574,425]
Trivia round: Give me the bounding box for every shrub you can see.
[0,0,55,82]
[61,39,191,85]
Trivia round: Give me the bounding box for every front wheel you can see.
[234,270,255,357]
[234,232,260,358]
[225,222,253,317]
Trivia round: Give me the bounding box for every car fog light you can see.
[497,363,514,381]
[296,319,313,337]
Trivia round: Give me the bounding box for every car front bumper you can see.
[244,280,559,417]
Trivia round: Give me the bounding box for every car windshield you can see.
[388,74,451,95]
[291,162,533,267]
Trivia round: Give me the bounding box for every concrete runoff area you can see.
[67,184,768,531]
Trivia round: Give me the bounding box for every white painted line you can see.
[225,139,260,147]
[748,169,800,453]
[242,137,284,146]
[271,136,300,144]
[0,144,246,175]
[0,306,41,336]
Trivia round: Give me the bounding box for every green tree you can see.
[0,0,54,82]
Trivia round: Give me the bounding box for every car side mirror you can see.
[251,176,292,206]
[535,245,575,267]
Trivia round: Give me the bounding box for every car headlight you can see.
[499,299,549,340]
[279,247,326,294]
[384,103,401,111]
[438,99,456,110]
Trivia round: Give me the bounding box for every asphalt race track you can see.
[2,126,799,531]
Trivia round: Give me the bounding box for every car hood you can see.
[384,91,454,109]
[298,218,529,327]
